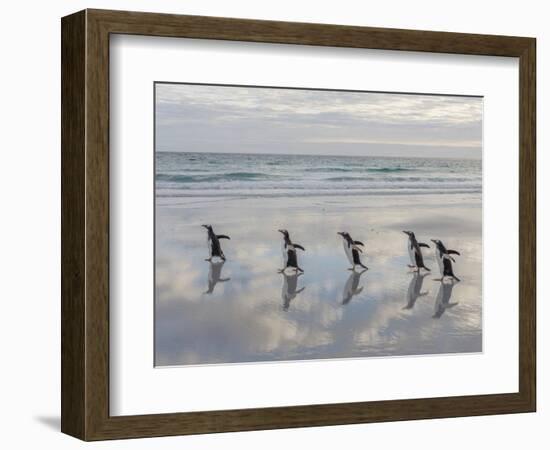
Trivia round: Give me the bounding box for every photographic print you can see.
[154,83,482,367]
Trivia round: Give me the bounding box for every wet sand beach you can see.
[155,193,482,366]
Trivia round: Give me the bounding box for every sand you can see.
[155,193,482,366]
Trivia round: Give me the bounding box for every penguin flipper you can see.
[217,234,231,240]
[448,249,460,255]
[293,244,305,251]
[419,243,430,248]
[443,254,455,263]
[353,240,365,246]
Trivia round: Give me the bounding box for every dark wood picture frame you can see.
[61,9,536,441]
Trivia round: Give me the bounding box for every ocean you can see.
[155,152,482,200]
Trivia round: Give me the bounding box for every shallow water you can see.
[155,191,482,367]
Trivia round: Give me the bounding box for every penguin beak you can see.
[402,231,409,235]
[431,239,437,243]
[337,232,344,236]
[278,229,284,234]
[201,224,208,228]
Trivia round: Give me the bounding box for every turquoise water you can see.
[156,152,481,199]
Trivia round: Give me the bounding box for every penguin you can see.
[337,231,368,271]
[432,279,459,319]
[281,271,306,311]
[203,260,230,294]
[341,269,367,305]
[402,230,430,271]
[278,229,305,273]
[202,224,230,261]
[431,239,461,282]
[403,271,429,310]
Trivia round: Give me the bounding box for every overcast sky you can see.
[155,83,482,159]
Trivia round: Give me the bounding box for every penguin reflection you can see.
[281,272,306,311]
[432,280,459,319]
[203,261,230,294]
[341,269,367,305]
[403,272,429,310]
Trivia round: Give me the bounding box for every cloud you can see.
[155,83,482,158]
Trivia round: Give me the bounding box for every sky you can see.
[155,83,483,159]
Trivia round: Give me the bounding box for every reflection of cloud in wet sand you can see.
[155,194,482,365]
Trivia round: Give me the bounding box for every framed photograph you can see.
[61,9,536,440]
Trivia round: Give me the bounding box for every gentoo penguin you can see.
[337,231,368,271]
[402,230,430,271]
[341,269,366,305]
[281,272,306,311]
[432,280,459,319]
[202,224,230,261]
[203,261,230,294]
[278,229,305,273]
[431,239,461,282]
[403,272,429,310]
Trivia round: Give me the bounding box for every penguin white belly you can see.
[206,236,213,258]
[343,241,354,265]
[407,241,415,265]
[435,250,444,274]
[281,241,289,268]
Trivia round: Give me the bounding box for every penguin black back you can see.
[202,224,230,261]
[403,230,430,271]
[431,239,461,282]
[337,231,368,270]
[278,229,305,273]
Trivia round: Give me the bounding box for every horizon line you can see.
[154,149,482,160]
